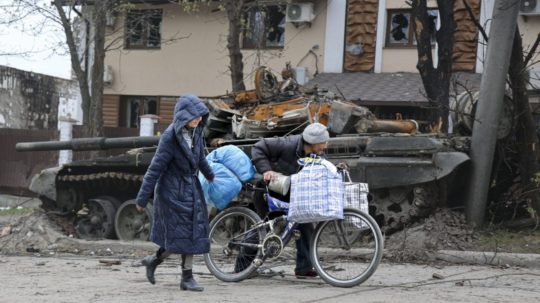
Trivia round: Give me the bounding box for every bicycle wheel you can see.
[311,208,384,288]
[204,207,266,282]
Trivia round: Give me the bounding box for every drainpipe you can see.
[374,0,386,73]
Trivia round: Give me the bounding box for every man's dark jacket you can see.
[251,134,306,176]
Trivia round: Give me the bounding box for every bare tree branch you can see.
[524,32,540,67]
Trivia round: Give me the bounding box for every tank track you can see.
[58,172,143,183]
[56,172,143,212]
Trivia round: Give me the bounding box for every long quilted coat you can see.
[136,95,214,254]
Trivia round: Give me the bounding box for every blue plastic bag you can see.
[206,145,255,182]
[199,162,242,210]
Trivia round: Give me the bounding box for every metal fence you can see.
[0,128,59,196]
[1,125,168,196]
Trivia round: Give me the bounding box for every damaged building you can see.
[0,65,79,130]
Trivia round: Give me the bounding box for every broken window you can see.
[386,9,438,47]
[125,9,162,49]
[120,96,158,128]
[242,5,286,49]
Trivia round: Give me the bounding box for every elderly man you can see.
[250,122,330,278]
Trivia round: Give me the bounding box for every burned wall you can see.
[0,66,79,130]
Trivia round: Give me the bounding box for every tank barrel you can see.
[16,136,159,152]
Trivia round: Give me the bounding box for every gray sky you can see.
[0,0,71,79]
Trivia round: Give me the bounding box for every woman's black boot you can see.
[141,255,163,285]
[180,269,204,291]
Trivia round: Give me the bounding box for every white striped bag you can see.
[288,157,344,223]
[343,170,369,228]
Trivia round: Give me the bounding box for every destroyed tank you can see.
[16,129,471,241]
[15,66,472,240]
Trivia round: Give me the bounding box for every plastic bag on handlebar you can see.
[206,145,255,182]
[199,162,242,210]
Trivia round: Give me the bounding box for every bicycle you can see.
[203,183,384,288]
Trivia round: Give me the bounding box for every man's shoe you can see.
[294,269,318,279]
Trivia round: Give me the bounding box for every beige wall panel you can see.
[104,1,326,97]
[386,0,437,9]
[518,17,540,71]
[382,48,419,72]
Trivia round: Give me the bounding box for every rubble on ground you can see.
[385,208,476,262]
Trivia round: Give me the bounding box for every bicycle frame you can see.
[205,175,384,287]
[226,193,299,265]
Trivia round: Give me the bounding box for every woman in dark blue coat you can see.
[135,94,214,291]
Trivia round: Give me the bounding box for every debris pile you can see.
[204,66,417,146]
[385,208,476,262]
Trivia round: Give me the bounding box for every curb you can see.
[433,250,540,269]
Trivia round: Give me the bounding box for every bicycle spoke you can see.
[204,207,265,282]
[311,209,383,287]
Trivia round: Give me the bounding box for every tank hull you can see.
[25,133,469,236]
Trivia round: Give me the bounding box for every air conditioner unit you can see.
[286,3,315,23]
[103,65,113,85]
[519,0,540,15]
[528,67,540,90]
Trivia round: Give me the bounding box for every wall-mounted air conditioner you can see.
[519,0,540,15]
[286,3,315,23]
[104,65,113,85]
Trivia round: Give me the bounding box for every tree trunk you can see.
[508,27,540,218]
[53,1,92,132]
[224,0,246,92]
[88,1,106,138]
[54,1,104,139]
[411,0,455,132]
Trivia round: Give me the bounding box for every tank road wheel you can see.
[95,195,122,209]
[56,187,83,213]
[75,198,117,239]
[115,199,153,241]
[370,182,439,233]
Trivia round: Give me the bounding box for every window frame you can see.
[124,9,163,50]
[385,8,438,48]
[241,5,286,50]
[119,96,160,128]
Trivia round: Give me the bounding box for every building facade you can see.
[96,0,540,128]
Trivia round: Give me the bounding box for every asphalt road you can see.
[1,255,539,303]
